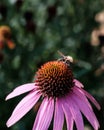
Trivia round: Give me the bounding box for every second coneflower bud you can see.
[0,26,15,50]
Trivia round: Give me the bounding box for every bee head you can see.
[57,51,73,66]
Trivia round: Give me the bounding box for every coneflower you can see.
[6,52,100,130]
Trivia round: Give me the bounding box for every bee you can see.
[57,51,73,66]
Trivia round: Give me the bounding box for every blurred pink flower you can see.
[6,61,100,130]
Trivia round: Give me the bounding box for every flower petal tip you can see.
[98,104,101,110]
[5,94,12,101]
[6,121,11,128]
[5,98,8,101]
[5,96,9,101]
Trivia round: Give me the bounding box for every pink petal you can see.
[74,79,84,88]
[73,86,92,110]
[32,97,54,130]
[61,98,73,130]
[53,98,64,130]
[81,88,101,110]
[71,91,100,130]
[6,91,41,127]
[6,83,37,100]
[66,94,84,130]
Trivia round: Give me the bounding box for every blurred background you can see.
[0,0,104,130]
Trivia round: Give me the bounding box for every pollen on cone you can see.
[35,61,74,97]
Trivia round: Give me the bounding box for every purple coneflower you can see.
[6,54,100,130]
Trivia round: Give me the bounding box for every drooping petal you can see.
[73,86,93,110]
[6,91,41,127]
[81,88,101,110]
[61,97,73,130]
[53,98,64,130]
[74,79,84,88]
[74,83,100,110]
[66,94,84,130]
[71,90,100,130]
[32,97,54,130]
[6,83,37,100]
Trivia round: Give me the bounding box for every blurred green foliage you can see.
[0,0,104,130]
